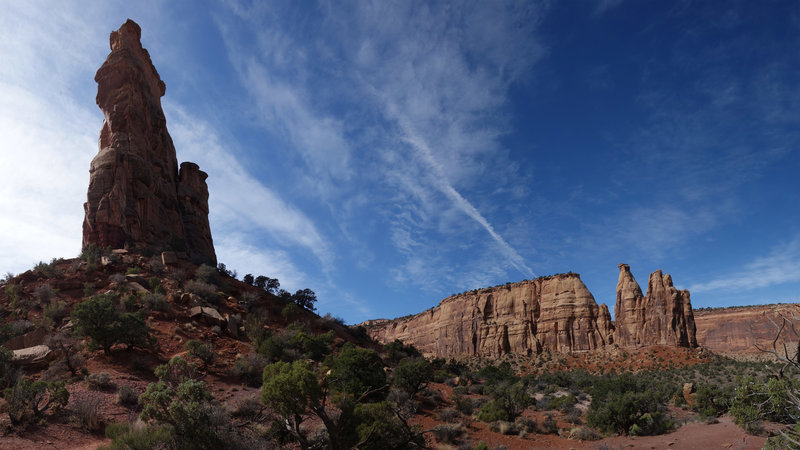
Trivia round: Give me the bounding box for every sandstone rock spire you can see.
[82,19,216,265]
[613,264,697,348]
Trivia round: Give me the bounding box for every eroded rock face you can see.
[694,303,800,354]
[365,274,614,358]
[82,19,216,265]
[613,264,697,348]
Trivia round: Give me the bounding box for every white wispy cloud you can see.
[165,104,334,270]
[216,1,546,290]
[690,235,800,293]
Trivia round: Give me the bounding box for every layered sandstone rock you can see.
[613,264,697,348]
[694,303,800,355]
[365,274,614,358]
[82,19,216,265]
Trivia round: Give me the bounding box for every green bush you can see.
[139,357,225,448]
[587,373,673,436]
[478,399,510,422]
[4,378,69,425]
[104,422,174,450]
[184,340,215,367]
[71,295,154,355]
[391,357,432,395]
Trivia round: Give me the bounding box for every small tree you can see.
[139,357,224,448]
[71,294,121,355]
[4,378,69,425]
[391,357,432,395]
[292,288,317,312]
[242,273,254,285]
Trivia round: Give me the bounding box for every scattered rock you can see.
[683,382,696,407]
[225,313,242,338]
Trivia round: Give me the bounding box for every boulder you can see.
[190,306,226,327]
[11,345,53,367]
[81,19,216,266]
[682,382,696,407]
[127,281,149,294]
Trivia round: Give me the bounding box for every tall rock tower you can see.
[613,264,697,348]
[82,19,216,265]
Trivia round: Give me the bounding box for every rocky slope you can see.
[366,265,698,358]
[694,303,800,355]
[83,19,216,265]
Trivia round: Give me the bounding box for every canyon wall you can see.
[366,273,614,358]
[82,19,216,265]
[366,265,698,358]
[694,303,800,355]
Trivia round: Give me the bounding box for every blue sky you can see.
[1,1,799,323]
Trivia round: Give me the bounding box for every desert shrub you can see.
[231,396,267,423]
[432,423,463,444]
[194,264,219,284]
[454,395,474,415]
[154,356,199,387]
[281,302,300,320]
[478,399,510,423]
[541,413,559,434]
[515,416,537,433]
[185,280,220,304]
[117,384,139,406]
[141,292,169,312]
[0,346,17,389]
[149,256,165,274]
[438,407,461,423]
[139,357,226,448]
[33,283,56,303]
[232,353,268,388]
[87,371,115,390]
[72,393,102,431]
[47,332,85,376]
[125,266,141,275]
[694,383,733,418]
[489,420,520,435]
[104,421,174,450]
[80,244,103,264]
[42,300,68,327]
[34,259,60,278]
[550,393,578,412]
[4,378,69,425]
[239,291,260,313]
[568,426,600,441]
[184,339,215,367]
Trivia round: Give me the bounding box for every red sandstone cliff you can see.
[83,19,216,265]
[365,274,614,358]
[694,303,800,355]
[366,265,698,358]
